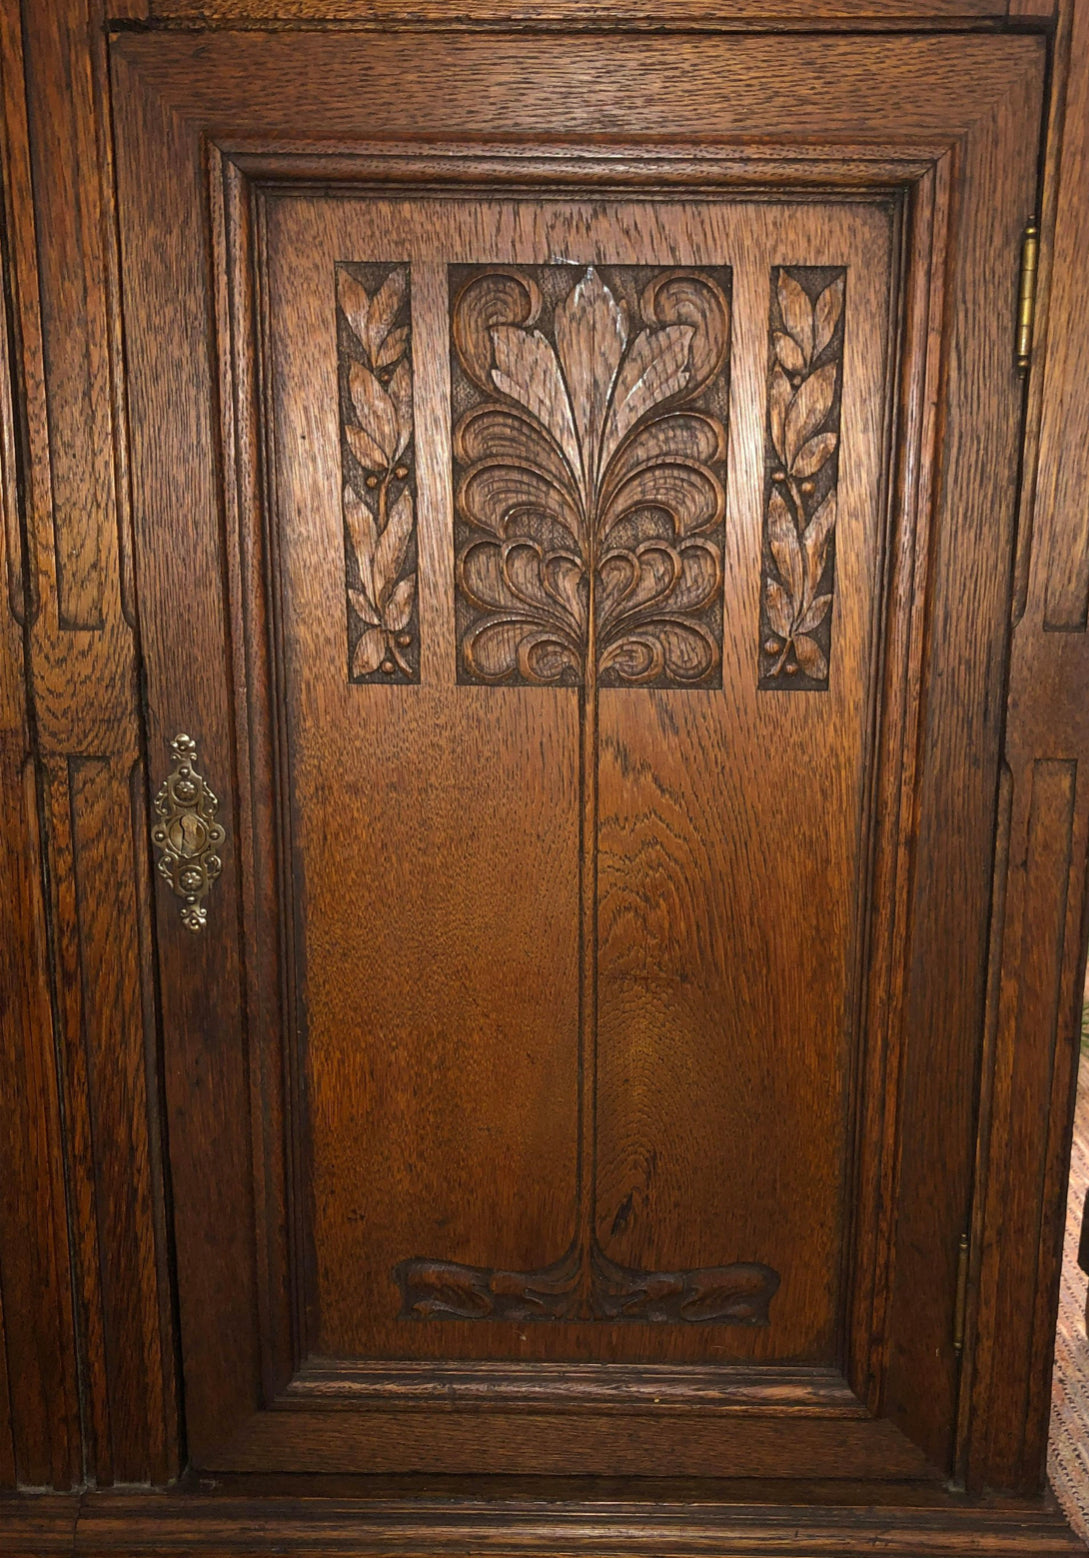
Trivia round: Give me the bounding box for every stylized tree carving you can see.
[395,264,780,1327]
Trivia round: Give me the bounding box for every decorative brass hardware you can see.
[953,1231,970,1356]
[1016,218,1039,374]
[152,734,225,933]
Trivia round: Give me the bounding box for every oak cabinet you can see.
[1,2,1087,1553]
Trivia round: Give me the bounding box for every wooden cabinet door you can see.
[113,27,1043,1480]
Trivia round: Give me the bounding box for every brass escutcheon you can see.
[152,734,225,933]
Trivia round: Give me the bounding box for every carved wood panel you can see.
[390,260,785,1323]
[106,15,1051,1487]
[758,267,846,691]
[337,262,419,683]
[451,263,730,690]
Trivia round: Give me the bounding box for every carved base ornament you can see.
[396,1244,781,1326]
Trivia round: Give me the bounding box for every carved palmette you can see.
[450,263,732,690]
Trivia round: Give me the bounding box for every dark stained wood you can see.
[109,14,1048,1494]
[957,0,1089,1496]
[125,0,1015,23]
[0,0,81,1491]
[0,1482,1081,1557]
[877,33,1044,1472]
[6,0,1089,1545]
[0,0,178,1486]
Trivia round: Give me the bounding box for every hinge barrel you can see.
[953,1231,970,1356]
[1017,217,1040,373]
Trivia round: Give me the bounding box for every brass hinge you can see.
[953,1231,970,1356]
[1016,217,1040,374]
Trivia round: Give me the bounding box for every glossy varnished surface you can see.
[3,0,1089,1549]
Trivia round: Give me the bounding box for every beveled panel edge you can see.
[282,1360,866,1414]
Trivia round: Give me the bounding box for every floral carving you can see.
[758,267,846,690]
[450,264,731,689]
[337,262,418,683]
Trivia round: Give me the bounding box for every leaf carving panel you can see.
[450,264,732,691]
[758,266,847,691]
[337,263,419,684]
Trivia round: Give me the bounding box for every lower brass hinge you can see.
[1016,217,1040,374]
[953,1231,970,1356]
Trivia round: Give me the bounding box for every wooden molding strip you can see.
[0,1485,1082,1556]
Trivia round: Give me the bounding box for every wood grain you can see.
[0,232,79,1485]
[952,0,1089,1500]
[0,0,178,1486]
[1,1482,1082,1557]
[129,0,1014,23]
[108,17,1050,1491]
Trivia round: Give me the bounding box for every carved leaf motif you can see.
[784,362,837,469]
[553,267,628,490]
[349,362,399,469]
[374,488,413,608]
[767,489,803,604]
[774,331,806,375]
[351,625,387,678]
[759,266,846,690]
[778,271,813,365]
[452,264,730,690]
[794,632,828,680]
[602,324,694,465]
[802,491,837,597]
[337,269,373,354]
[765,579,793,638]
[798,593,833,635]
[793,431,838,480]
[490,325,582,481]
[365,270,406,361]
[385,575,416,632]
[337,262,418,683]
[388,359,413,458]
[345,483,379,615]
[814,275,845,359]
[768,365,792,468]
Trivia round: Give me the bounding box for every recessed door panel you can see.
[260,197,889,1370]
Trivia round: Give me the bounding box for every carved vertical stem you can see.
[576,558,599,1315]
